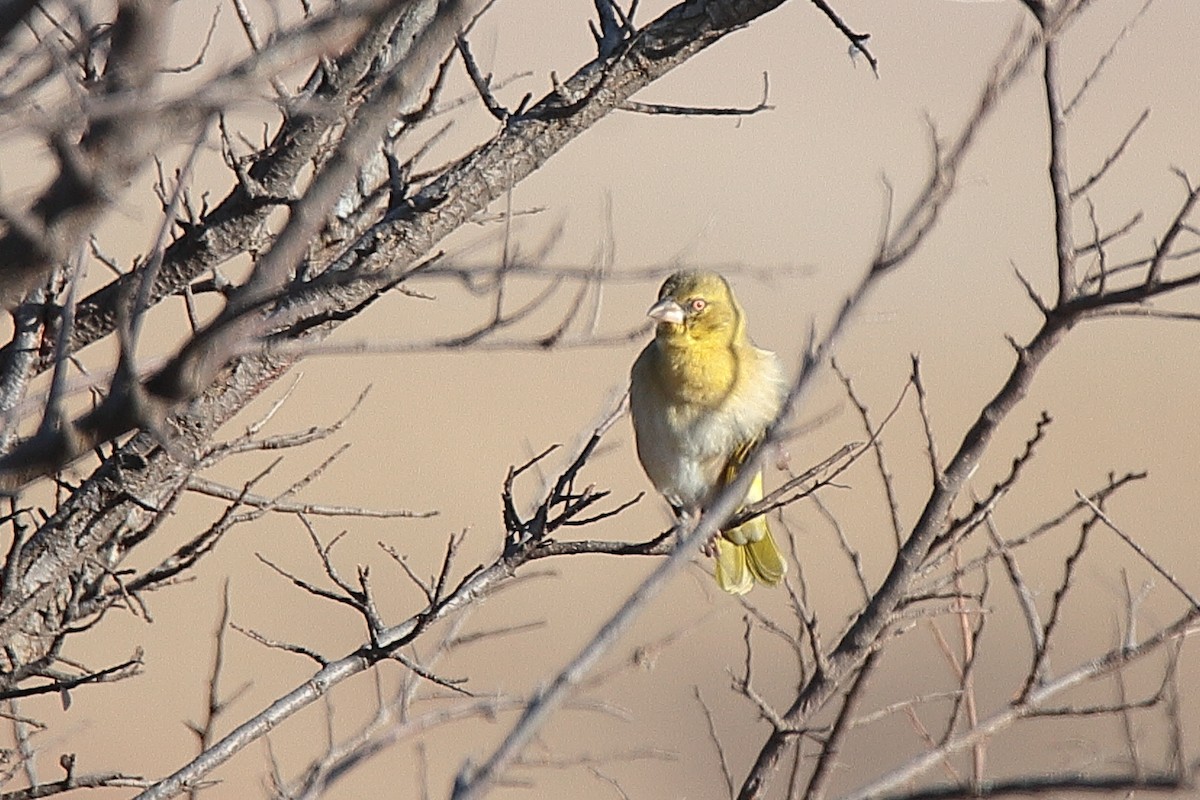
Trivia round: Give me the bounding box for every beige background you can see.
[6,0,1200,797]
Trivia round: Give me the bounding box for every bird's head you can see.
[647,271,744,346]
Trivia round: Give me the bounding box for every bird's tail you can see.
[714,537,753,595]
[713,529,786,594]
[744,528,787,586]
[713,467,788,593]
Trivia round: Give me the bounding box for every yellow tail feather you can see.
[714,450,789,593]
[714,538,753,595]
[745,528,787,585]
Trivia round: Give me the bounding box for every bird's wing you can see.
[717,435,771,545]
[718,434,787,585]
[719,434,763,489]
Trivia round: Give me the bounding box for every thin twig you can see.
[1076,491,1200,609]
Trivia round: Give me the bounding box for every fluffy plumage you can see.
[629,271,788,594]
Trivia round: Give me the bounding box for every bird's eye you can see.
[690,298,707,312]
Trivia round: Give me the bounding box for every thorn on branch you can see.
[1020,504,1098,700]
[1011,262,1050,315]
[620,73,774,118]
[831,358,911,547]
[910,355,941,483]
[933,411,1052,557]
[1145,171,1200,286]
[432,532,463,606]
[231,622,328,666]
[455,33,510,122]
[0,651,143,703]
[808,0,877,76]
[392,650,473,696]
[380,540,435,603]
[733,617,791,733]
[255,549,362,615]
[1076,491,1200,611]
[1069,109,1149,200]
[590,0,637,58]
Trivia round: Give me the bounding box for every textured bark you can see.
[0,354,292,682]
[0,0,433,373]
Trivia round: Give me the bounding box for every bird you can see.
[629,270,789,594]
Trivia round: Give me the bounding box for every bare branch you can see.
[620,72,773,117]
[806,0,876,74]
[1070,108,1149,200]
[1076,491,1200,610]
[1063,0,1156,115]
[803,651,879,800]
[832,359,910,549]
[694,685,735,799]
[841,608,1200,800]
[185,475,433,519]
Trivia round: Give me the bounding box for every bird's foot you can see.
[700,531,721,558]
[671,506,696,541]
[773,441,791,472]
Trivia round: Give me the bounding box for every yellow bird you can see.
[629,271,789,594]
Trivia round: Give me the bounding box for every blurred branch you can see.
[865,772,1194,800]
[0,0,431,373]
[0,0,170,309]
[0,0,477,490]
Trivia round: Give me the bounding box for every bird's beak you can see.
[647,298,685,325]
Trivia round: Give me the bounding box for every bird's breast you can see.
[633,399,740,510]
[631,339,785,511]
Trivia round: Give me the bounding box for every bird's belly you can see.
[636,405,740,511]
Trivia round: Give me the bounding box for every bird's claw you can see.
[774,441,791,472]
